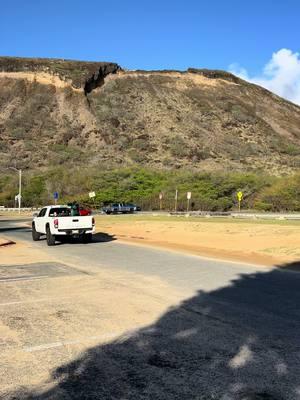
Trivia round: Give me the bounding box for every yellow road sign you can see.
[237,191,243,201]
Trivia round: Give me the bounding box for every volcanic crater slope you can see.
[0,56,300,174]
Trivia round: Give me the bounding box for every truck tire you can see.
[46,225,56,246]
[32,224,41,241]
[82,233,92,243]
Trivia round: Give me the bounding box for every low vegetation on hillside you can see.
[1,167,300,212]
[1,57,300,211]
[1,57,300,175]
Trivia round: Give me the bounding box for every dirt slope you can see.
[1,57,300,174]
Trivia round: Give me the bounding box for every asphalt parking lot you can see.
[1,217,300,399]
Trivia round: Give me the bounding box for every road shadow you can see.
[90,232,117,243]
[0,226,29,233]
[0,218,31,223]
[57,232,116,245]
[277,261,300,272]
[7,263,300,399]
[0,220,116,245]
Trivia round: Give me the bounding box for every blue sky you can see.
[0,0,298,71]
[1,0,300,102]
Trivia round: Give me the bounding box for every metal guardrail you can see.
[1,207,300,220]
[231,212,300,220]
[169,211,300,220]
[0,207,39,212]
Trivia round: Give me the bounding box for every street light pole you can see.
[174,189,178,212]
[18,169,22,214]
[6,167,22,214]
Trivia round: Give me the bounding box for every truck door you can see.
[34,207,47,234]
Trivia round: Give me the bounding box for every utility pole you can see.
[187,192,192,213]
[159,192,163,211]
[174,189,178,212]
[18,169,22,213]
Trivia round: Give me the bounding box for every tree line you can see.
[0,166,299,212]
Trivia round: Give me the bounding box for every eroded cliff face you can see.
[0,57,121,91]
[0,57,300,174]
[83,63,121,94]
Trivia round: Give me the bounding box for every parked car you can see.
[79,206,92,216]
[102,203,134,214]
[125,203,141,212]
[32,205,95,246]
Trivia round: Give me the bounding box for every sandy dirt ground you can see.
[0,240,54,265]
[0,237,14,247]
[95,215,300,267]
[1,216,300,398]
[0,71,77,89]
[0,234,181,397]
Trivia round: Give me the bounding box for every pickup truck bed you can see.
[32,205,95,246]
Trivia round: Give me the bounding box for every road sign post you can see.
[159,192,163,211]
[187,191,192,212]
[15,194,21,211]
[237,191,243,212]
[174,189,178,212]
[89,191,96,209]
[18,169,22,214]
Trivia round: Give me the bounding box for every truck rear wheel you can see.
[32,224,41,241]
[46,226,56,246]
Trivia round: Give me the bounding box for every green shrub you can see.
[22,176,46,206]
[282,143,300,155]
[254,174,300,211]
[168,135,189,157]
[1,166,300,212]
[231,104,255,123]
[128,149,146,163]
[48,144,86,164]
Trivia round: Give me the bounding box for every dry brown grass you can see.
[95,215,300,266]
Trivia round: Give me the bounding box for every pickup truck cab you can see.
[32,205,95,246]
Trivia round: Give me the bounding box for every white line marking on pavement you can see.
[23,332,127,352]
[0,275,49,283]
[0,296,70,307]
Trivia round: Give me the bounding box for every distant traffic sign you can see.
[54,192,59,200]
[237,191,243,201]
[187,192,192,200]
[89,192,96,198]
[237,191,243,212]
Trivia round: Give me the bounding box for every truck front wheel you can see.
[32,224,41,241]
[46,226,56,246]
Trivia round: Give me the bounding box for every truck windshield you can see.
[49,207,71,217]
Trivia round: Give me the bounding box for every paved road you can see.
[1,217,300,400]
[0,217,271,293]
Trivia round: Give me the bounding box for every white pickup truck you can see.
[32,205,95,246]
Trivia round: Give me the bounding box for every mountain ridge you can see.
[1,56,300,175]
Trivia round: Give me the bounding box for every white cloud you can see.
[229,49,300,105]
